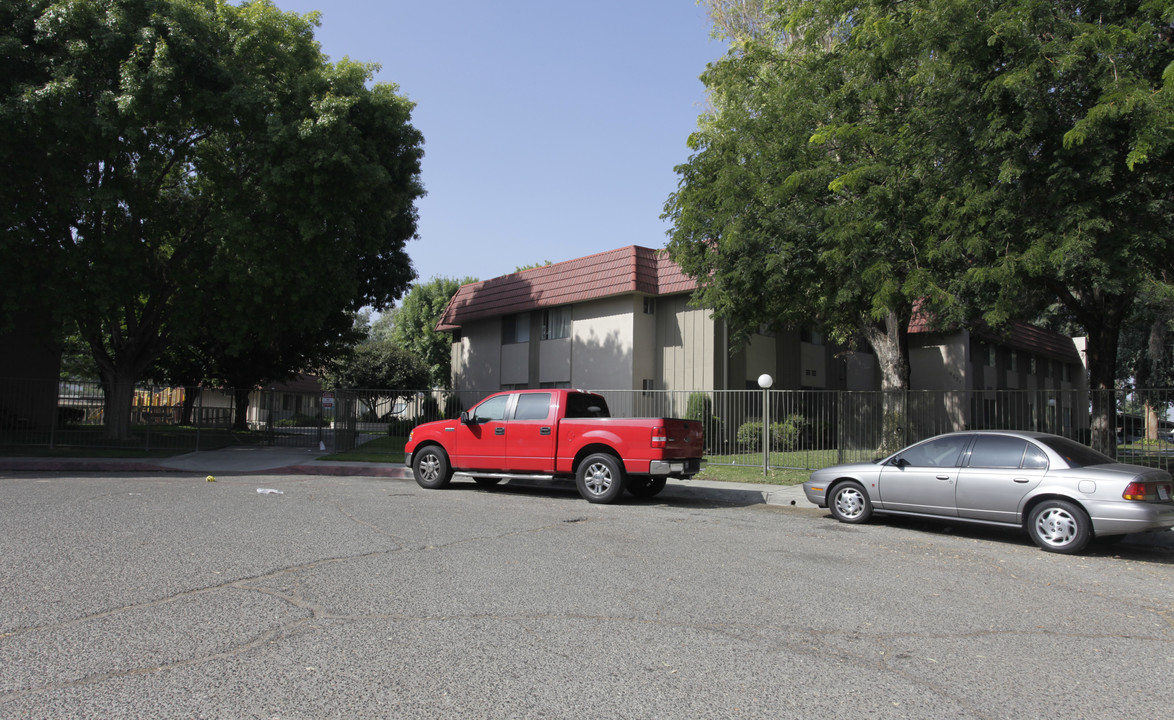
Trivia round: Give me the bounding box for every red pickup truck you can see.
[404,389,704,503]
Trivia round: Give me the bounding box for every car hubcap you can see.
[585,463,612,495]
[835,488,865,519]
[419,454,439,481]
[1035,508,1077,547]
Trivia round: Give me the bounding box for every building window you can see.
[800,327,823,345]
[542,307,571,340]
[1029,356,1037,375]
[643,297,656,315]
[502,313,530,344]
[983,344,996,367]
[1010,351,1019,372]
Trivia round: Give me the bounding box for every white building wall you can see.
[910,338,968,391]
[659,296,715,392]
[572,297,634,390]
[539,336,572,384]
[454,319,501,394]
[500,342,529,385]
[743,333,776,388]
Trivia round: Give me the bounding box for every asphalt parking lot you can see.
[1,469,1171,719]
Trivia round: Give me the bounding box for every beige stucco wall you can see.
[910,335,968,391]
[538,336,572,384]
[743,333,776,389]
[453,319,502,394]
[572,297,634,390]
[658,295,716,392]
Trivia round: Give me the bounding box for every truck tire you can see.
[576,453,626,504]
[412,445,453,489]
[626,477,667,498]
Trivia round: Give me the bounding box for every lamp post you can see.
[758,373,773,477]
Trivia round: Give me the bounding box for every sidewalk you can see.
[0,446,811,508]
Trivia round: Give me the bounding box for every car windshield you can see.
[1036,436,1113,468]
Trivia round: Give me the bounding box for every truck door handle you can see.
[540,427,551,435]
[494,427,505,436]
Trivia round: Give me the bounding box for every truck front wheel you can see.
[412,446,453,489]
[576,453,626,504]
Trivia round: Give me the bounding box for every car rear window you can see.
[1036,436,1113,468]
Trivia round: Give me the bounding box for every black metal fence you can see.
[3,379,1173,471]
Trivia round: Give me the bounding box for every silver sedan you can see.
[803,430,1174,554]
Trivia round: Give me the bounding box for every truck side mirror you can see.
[460,411,471,425]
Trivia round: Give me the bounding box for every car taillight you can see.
[1122,481,1173,501]
[651,426,667,448]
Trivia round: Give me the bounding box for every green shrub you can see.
[275,413,325,427]
[736,414,806,452]
[686,392,723,452]
[443,394,464,419]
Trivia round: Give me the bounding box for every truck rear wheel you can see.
[576,453,625,504]
[626,477,667,498]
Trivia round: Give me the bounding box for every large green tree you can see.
[669,0,1174,454]
[1,0,424,439]
[390,276,474,389]
[936,0,1174,453]
[666,0,982,396]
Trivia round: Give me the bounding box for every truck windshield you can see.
[566,392,610,418]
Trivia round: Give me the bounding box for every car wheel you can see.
[412,446,453,489]
[473,477,502,487]
[829,481,872,524]
[576,453,626,504]
[626,476,667,498]
[1027,499,1091,554]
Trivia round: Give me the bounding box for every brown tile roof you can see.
[435,246,698,331]
[436,245,1081,365]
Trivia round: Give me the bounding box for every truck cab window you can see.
[514,393,552,421]
[471,395,510,423]
[566,392,610,418]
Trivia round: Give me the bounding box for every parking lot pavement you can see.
[0,447,811,507]
[1,469,1170,719]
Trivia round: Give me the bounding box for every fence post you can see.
[758,374,773,476]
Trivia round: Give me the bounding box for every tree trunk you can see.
[232,387,252,431]
[98,367,139,442]
[859,310,912,455]
[1083,322,1121,458]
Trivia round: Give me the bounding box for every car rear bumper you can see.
[1088,501,1174,536]
[649,458,703,477]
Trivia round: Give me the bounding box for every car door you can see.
[506,392,556,473]
[453,393,512,470]
[877,434,971,516]
[955,435,1047,523]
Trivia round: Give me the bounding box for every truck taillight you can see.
[1122,481,1173,501]
[651,426,667,448]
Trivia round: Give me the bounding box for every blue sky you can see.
[272,0,724,288]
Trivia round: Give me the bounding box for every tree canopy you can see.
[667,0,1174,452]
[390,276,474,389]
[1,0,425,438]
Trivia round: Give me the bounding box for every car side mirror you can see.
[460,411,471,425]
[892,456,909,468]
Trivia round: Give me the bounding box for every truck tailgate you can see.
[663,419,704,456]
